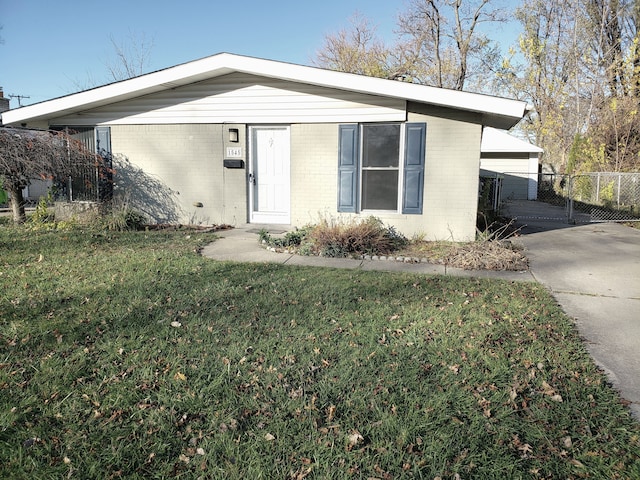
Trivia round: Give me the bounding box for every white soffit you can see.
[481,127,543,153]
[2,53,528,127]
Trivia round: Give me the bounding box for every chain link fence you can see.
[569,172,640,222]
[498,172,640,223]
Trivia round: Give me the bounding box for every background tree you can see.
[396,0,505,90]
[497,0,640,173]
[0,128,98,224]
[314,1,506,90]
[578,0,640,172]
[313,13,394,78]
[497,0,583,170]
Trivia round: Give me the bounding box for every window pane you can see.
[362,170,399,210]
[362,124,400,167]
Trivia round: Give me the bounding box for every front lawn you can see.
[0,227,638,479]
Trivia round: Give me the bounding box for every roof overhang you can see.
[1,53,529,129]
[481,127,543,154]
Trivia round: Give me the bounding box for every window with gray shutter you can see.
[337,122,426,214]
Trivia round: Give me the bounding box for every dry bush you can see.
[308,216,407,257]
[443,241,528,271]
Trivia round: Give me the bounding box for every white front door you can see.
[249,126,291,224]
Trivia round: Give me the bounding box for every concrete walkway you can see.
[201,216,640,419]
[506,205,640,420]
[200,225,534,282]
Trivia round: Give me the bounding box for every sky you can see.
[0,0,520,108]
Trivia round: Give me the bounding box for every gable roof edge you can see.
[1,53,528,128]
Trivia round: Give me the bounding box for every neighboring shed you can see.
[0,53,528,241]
[480,127,543,200]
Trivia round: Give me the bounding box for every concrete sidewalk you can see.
[200,225,535,283]
[201,220,640,420]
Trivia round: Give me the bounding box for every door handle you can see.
[249,173,256,185]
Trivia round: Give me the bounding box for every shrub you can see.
[26,191,56,230]
[102,205,147,231]
[308,216,407,257]
[258,217,408,257]
[259,225,313,249]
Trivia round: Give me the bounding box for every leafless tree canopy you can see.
[69,31,154,92]
[396,0,505,90]
[314,14,394,78]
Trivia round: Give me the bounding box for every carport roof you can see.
[1,53,529,129]
[481,127,543,153]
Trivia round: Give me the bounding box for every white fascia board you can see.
[1,53,528,127]
[1,59,237,125]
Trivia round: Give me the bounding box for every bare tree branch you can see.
[106,30,154,81]
[396,0,506,90]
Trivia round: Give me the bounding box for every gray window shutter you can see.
[402,123,426,214]
[338,124,360,213]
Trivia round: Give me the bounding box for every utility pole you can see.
[9,94,30,107]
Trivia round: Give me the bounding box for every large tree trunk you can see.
[6,184,27,224]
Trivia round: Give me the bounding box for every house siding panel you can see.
[407,106,482,241]
[51,73,406,126]
[481,153,532,200]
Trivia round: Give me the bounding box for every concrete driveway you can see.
[507,201,640,419]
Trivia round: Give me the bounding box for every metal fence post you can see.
[617,173,621,208]
[568,175,574,223]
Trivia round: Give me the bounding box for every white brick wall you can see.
[414,109,482,241]
[288,109,482,241]
[111,124,247,225]
[290,124,338,225]
[110,109,482,241]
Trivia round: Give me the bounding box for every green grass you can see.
[1,226,639,479]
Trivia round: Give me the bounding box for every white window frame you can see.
[359,122,406,213]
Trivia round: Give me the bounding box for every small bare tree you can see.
[314,1,506,90]
[69,31,154,92]
[0,128,100,224]
[105,31,154,82]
